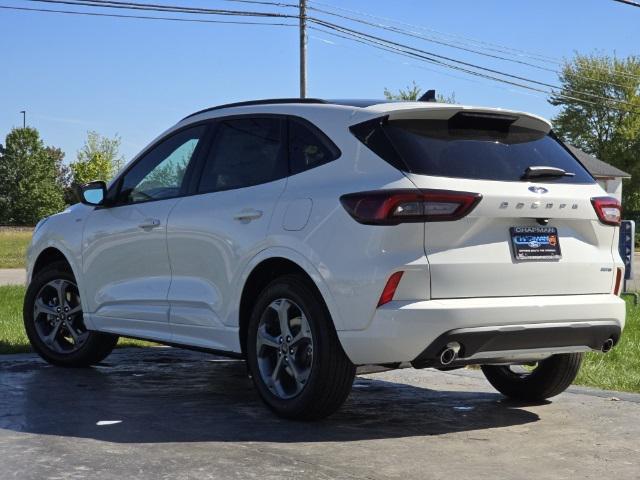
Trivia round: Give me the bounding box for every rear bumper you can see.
[337,294,626,365]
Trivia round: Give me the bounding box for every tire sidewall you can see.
[481,353,583,400]
[247,276,333,418]
[24,263,104,366]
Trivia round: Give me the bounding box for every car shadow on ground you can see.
[0,349,540,443]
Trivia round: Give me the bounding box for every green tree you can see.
[71,131,124,185]
[550,53,640,208]
[0,128,66,225]
[46,146,75,204]
[384,81,457,103]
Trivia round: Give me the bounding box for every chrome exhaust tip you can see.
[440,342,461,366]
[601,338,614,353]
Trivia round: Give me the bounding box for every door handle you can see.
[233,209,263,222]
[138,218,161,229]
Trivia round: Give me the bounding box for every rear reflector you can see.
[377,271,404,307]
[340,189,482,225]
[614,267,623,295]
[591,197,622,226]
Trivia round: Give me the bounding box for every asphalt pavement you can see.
[1,347,639,480]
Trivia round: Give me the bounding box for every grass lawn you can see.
[0,228,32,269]
[0,285,155,355]
[575,297,640,392]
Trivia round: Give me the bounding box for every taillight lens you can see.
[340,189,482,225]
[377,271,404,307]
[591,197,622,226]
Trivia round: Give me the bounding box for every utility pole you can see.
[20,110,26,128]
[299,0,307,98]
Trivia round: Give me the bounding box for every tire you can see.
[24,260,119,367]
[481,353,583,401]
[246,274,356,420]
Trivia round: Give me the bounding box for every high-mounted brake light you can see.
[591,197,622,226]
[377,271,404,307]
[340,189,482,225]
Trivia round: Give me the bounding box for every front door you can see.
[82,125,207,340]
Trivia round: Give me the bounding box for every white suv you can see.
[24,98,626,419]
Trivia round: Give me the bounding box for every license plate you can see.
[510,226,561,260]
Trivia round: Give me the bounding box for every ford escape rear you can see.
[24,99,626,419]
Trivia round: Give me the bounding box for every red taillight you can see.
[591,196,622,226]
[377,271,404,307]
[340,189,482,225]
[614,267,623,295]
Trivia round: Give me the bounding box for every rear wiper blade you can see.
[522,166,576,179]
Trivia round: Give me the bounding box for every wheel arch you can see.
[28,243,96,330]
[32,247,73,278]
[237,249,344,357]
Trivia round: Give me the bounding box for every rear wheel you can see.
[247,274,356,420]
[481,353,583,401]
[24,261,118,367]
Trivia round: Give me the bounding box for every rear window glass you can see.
[352,116,594,184]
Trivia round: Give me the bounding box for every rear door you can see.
[355,108,618,299]
[166,116,288,350]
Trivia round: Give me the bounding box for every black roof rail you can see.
[181,98,329,121]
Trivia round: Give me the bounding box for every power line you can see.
[307,25,553,94]
[213,0,297,7]
[308,5,559,73]
[308,0,562,65]
[309,18,640,111]
[308,0,640,82]
[0,4,297,25]
[309,27,560,106]
[612,0,640,7]
[11,0,640,113]
[28,0,297,18]
[53,0,640,85]
[309,24,639,115]
[307,4,634,90]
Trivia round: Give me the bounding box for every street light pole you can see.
[299,0,307,98]
[20,110,26,128]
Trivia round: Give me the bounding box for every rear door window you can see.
[198,117,287,193]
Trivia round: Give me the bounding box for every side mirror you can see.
[77,181,107,206]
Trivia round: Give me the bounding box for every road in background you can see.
[0,269,25,286]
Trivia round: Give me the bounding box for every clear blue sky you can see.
[1,0,638,163]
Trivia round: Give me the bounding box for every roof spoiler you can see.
[382,106,552,133]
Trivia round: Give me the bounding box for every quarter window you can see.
[198,117,287,193]
[117,125,205,204]
[289,119,340,174]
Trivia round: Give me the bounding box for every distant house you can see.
[566,145,631,202]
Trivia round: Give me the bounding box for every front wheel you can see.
[481,353,583,401]
[246,274,356,420]
[23,261,119,367]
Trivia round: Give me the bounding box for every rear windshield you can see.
[351,115,594,184]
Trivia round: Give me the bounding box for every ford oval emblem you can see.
[528,186,549,194]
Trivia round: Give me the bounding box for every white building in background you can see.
[566,145,631,203]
